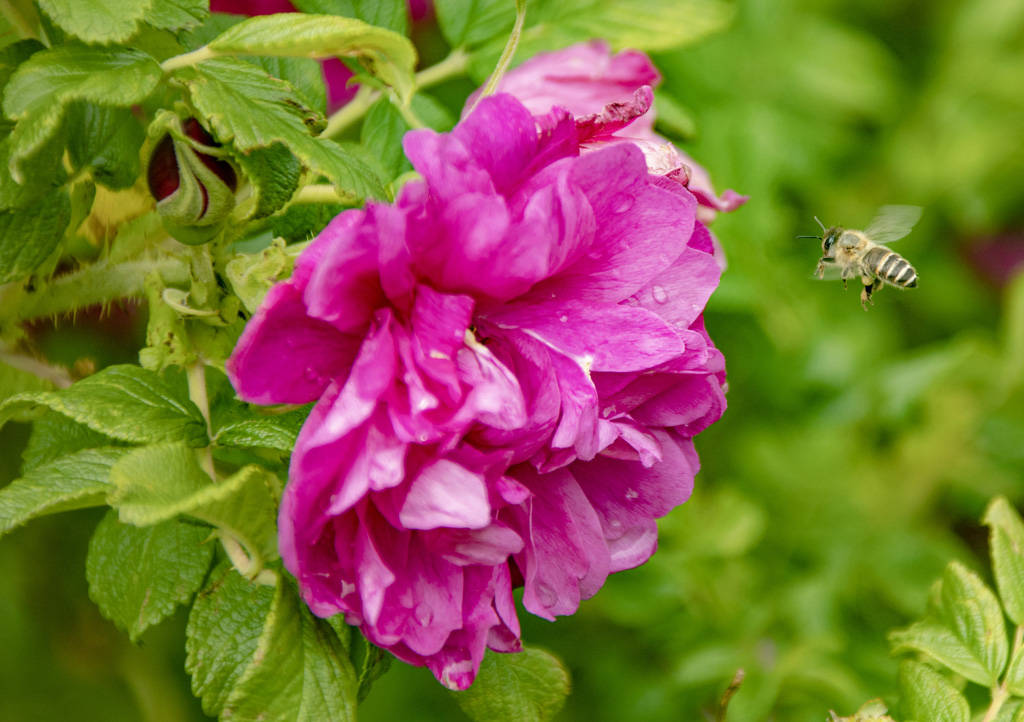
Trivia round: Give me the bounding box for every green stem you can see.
[186,361,215,475]
[388,90,425,129]
[0,345,73,388]
[291,183,355,205]
[465,0,527,115]
[160,46,216,72]
[320,47,471,138]
[1,257,189,324]
[984,625,1024,722]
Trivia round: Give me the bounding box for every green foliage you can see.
[887,499,1024,721]
[186,564,358,721]
[453,648,571,722]
[86,510,214,642]
[0,365,208,446]
[0,447,124,537]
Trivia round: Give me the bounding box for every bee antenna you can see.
[813,216,826,232]
[795,235,820,240]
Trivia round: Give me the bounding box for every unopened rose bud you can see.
[147,118,237,245]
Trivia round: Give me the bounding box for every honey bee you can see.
[801,205,922,309]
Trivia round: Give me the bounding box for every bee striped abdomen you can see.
[864,247,918,288]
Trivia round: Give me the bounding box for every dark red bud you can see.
[147,134,180,201]
[182,118,237,191]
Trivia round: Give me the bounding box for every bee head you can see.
[822,227,842,255]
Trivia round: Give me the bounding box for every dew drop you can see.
[302,367,320,383]
[625,488,639,501]
[651,285,668,304]
[611,194,634,214]
[606,519,625,540]
[414,603,433,626]
[535,582,558,608]
[558,314,568,323]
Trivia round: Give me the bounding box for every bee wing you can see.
[813,264,847,281]
[863,205,922,244]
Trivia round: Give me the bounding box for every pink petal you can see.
[399,459,491,530]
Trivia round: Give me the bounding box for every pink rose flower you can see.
[474,40,747,223]
[228,93,726,689]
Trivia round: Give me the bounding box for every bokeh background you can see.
[2,0,1024,719]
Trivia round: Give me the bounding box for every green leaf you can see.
[890,620,993,687]
[2,45,162,182]
[186,563,277,717]
[37,0,153,44]
[0,134,67,210]
[0,447,124,538]
[291,0,409,36]
[898,661,969,722]
[223,579,359,722]
[985,497,1024,625]
[0,365,208,447]
[144,0,209,34]
[435,0,513,47]
[361,97,410,180]
[214,407,309,452]
[270,201,343,244]
[938,562,1008,684]
[0,39,43,99]
[0,188,71,284]
[86,509,214,642]
[66,103,145,190]
[176,59,384,201]
[110,443,280,564]
[233,143,302,220]
[453,647,570,721]
[21,411,116,472]
[204,14,415,101]
[247,56,328,116]
[1006,643,1024,696]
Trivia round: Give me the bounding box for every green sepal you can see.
[86,509,215,642]
[223,237,295,314]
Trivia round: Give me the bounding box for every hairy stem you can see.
[321,47,470,138]
[983,625,1024,722]
[0,345,73,388]
[186,361,216,480]
[1,257,189,324]
[465,0,527,115]
[291,183,356,206]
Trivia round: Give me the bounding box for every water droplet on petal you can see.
[651,285,668,304]
[606,519,625,540]
[535,582,558,608]
[414,603,433,626]
[302,367,320,383]
[611,194,634,214]
[559,314,568,323]
[625,488,639,501]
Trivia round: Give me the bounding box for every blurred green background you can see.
[3,0,1024,719]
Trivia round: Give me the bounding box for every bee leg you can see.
[815,257,833,280]
[860,279,880,310]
